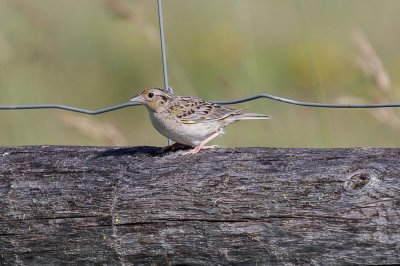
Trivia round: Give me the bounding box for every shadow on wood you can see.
[0,146,399,265]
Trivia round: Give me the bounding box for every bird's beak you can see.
[129,94,144,104]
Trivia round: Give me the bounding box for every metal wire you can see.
[211,93,400,108]
[0,102,140,115]
[1,93,400,115]
[157,0,174,145]
[157,0,171,95]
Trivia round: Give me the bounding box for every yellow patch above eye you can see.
[143,89,150,95]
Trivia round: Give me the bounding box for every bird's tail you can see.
[234,113,271,120]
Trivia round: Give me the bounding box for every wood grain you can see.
[0,146,399,265]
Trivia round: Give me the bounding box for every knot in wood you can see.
[343,169,377,194]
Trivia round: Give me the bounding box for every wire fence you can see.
[2,92,400,116]
[1,1,400,117]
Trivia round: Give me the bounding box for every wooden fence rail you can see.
[0,146,399,265]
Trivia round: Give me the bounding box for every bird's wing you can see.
[168,97,246,124]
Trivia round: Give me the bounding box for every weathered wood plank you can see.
[0,146,399,265]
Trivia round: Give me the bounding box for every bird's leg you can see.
[182,130,221,155]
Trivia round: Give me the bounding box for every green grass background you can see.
[0,0,400,148]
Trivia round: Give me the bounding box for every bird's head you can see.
[129,88,172,111]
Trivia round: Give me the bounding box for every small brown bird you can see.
[130,88,271,155]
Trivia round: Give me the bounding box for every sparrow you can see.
[130,88,270,155]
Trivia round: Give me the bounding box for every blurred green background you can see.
[0,0,400,148]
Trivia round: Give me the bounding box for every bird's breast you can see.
[148,111,220,146]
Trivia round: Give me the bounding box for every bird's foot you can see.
[181,145,219,156]
[159,143,192,154]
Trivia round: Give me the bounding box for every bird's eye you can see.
[148,92,154,98]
